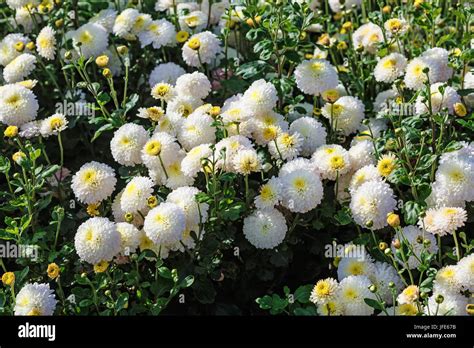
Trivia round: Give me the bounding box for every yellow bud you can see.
[246,16,261,28]
[382,5,391,14]
[95,55,109,68]
[4,125,18,138]
[337,41,348,50]
[387,213,400,228]
[392,239,401,249]
[176,31,190,44]
[453,103,467,117]
[15,41,25,52]
[378,242,388,251]
[55,19,64,28]
[93,260,109,273]
[209,106,221,117]
[342,21,353,30]
[12,151,26,165]
[304,53,313,59]
[124,212,134,223]
[47,263,60,279]
[147,196,158,208]
[188,37,201,50]
[87,203,100,217]
[26,42,35,51]
[322,89,340,103]
[64,51,73,60]
[102,68,112,78]
[1,272,15,286]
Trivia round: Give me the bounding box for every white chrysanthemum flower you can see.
[177,111,215,151]
[166,95,203,124]
[232,148,261,175]
[294,59,338,96]
[179,10,208,32]
[161,151,195,189]
[397,285,420,305]
[280,168,323,213]
[14,283,57,316]
[138,18,176,49]
[310,278,339,305]
[414,83,461,115]
[337,275,375,315]
[167,186,209,231]
[89,9,117,33]
[39,113,68,137]
[242,79,278,115]
[384,18,409,37]
[149,62,186,87]
[419,207,467,236]
[36,26,56,60]
[182,31,222,67]
[111,189,145,228]
[349,165,382,194]
[337,248,375,281]
[0,33,30,66]
[348,140,375,171]
[0,84,38,126]
[67,23,108,59]
[455,253,474,292]
[434,265,463,293]
[12,7,37,33]
[352,22,384,53]
[3,53,36,83]
[155,0,182,11]
[289,117,327,157]
[175,72,212,100]
[328,0,361,12]
[181,143,212,178]
[317,299,345,316]
[113,9,139,38]
[74,217,121,264]
[143,202,186,244]
[248,111,288,145]
[425,291,468,316]
[116,222,141,255]
[312,144,351,180]
[374,53,407,83]
[254,177,282,211]
[19,120,40,138]
[71,161,117,204]
[372,261,403,305]
[141,132,181,171]
[268,132,303,161]
[321,96,365,136]
[350,180,397,230]
[243,208,287,249]
[120,176,154,214]
[214,135,254,172]
[391,226,438,269]
[421,47,453,83]
[404,57,429,90]
[110,123,149,166]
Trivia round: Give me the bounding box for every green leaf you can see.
[115,293,129,312]
[364,298,385,311]
[91,123,114,142]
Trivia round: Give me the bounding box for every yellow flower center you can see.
[145,140,162,156]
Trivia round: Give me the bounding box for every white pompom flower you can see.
[350,180,397,230]
[36,25,57,60]
[294,59,339,96]
[0,84,38,126]
[110,123,149,166]
[312,144,352,180]
[71,161,117,205]
[14,283,57,316]
[3,53,36,83]
[120,176,155,214]
[374,53,407,83]
[280,168,324,213]
[175,72,211,100]
[321,96,365,136]
[67,22,108,59]
[74,217,121,264]
[182,31,222,67]
[143,202,186,244]
[243,208,287,249]
[289,117,327,157]
[116,222,142,255]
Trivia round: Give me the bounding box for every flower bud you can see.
[95,55,109,68]
[102,68,112,78]
[117,45,129,55]
[435,294,444,304]
[379,242,388,251]
[387,213,400,228]
[392,239,401,249]
[4,125,18,138]
[453,103,467,117]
